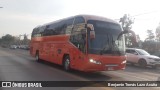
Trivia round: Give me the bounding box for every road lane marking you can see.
[0,49,113,90]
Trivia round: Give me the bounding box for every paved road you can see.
[0,47,159,90]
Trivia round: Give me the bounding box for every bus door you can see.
[70,23,87,69]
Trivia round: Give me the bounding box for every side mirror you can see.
[87,24,95,39]
[117,30,138,47]
[90,30,95,39]
[87,24,94,30]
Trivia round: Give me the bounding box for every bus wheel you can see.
[138,59,147,68]
[63,56,70,71]
[35,51,40,62]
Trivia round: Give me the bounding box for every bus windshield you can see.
[87,20,125,55]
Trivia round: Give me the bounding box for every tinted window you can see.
[128,49,137,54]
[43,25,54,36]
[58,21,67,34]
[32,28,38,37]
[66,18,74,26]
[34,18,74,36]
[126,49,130,53]
[74,16,85,25]
[39,26,45,35]
[87,20,123,55]
[32,27,44,37]
[70,24,86,53]
[43,20,67,36]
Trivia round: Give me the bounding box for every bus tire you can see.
[138,59,147,68]
[63,55,71,71]
[35,51,41,62]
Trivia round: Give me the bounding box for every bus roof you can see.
[79,14,118,24]
[35,15,119,28]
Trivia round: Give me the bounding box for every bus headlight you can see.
[89,59,102,65]
[121,60,126,64]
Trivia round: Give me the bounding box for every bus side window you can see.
[74,16,85,25]
[43,25,54,36]
[66,18,74,26]
[32,27,44,37]
[38,26,45,36]
[45,21,68,35]
[65,18,74,34]
[57,21,67,34]
[41,17,74,36]
[65,25,73,34]
[70,24,86,53]
[45,23,60,35]
[32,28,38,37]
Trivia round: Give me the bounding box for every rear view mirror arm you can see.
[117,30,138,47]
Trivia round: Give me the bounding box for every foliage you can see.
[119,14,136,47]
[119,14,134,31]
[1,34,15,42]
[142,30,159,55]
[156,23,160,41]
[0,34,30,48]
[0,34,16,47]
[142,40,156,54]
[145,30,155,41]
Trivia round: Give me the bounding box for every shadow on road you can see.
[38,60,112,81]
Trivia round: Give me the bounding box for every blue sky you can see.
[0,0,160,40]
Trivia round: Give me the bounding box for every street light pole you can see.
[0,7,3,8]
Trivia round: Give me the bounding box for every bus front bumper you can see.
[81,62,126,72]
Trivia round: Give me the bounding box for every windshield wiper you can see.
[100,43,122,55]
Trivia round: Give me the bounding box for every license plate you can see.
[108,67,114,70]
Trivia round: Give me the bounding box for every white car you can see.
[10,45,17,49]
[126,48,160,68]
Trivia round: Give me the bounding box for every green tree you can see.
[143,30,156,54]
[142,40,156,54]
[145,30,155,41]
[119,14,136,47]
[0,38,2,44]
[136,34,143,48]
[2,34,15,42]
[119,14,134,31]
[21,34,30,45]
[0,34,15,47]
[156,23,160,41]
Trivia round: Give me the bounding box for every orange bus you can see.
[30,15,136,72]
